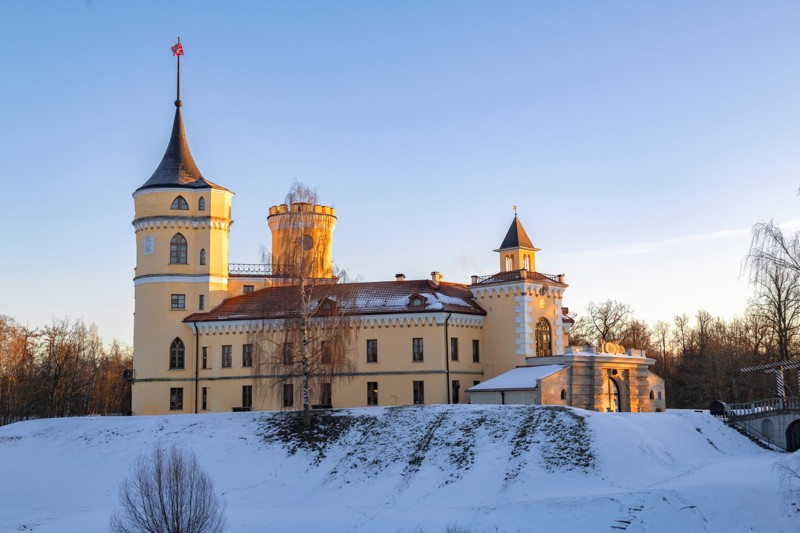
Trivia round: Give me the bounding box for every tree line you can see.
[568,216,800,409]
[0,315,132,426]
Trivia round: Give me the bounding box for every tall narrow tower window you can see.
[198,197,206,211]
[199,248,206,265]
[169,338,185,369]
[535,318,552,357]
[505,256,513,271]
[170,233,187,264]
[523,255,530,271]
[171,196,189,210]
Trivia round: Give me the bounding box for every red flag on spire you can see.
[171,42,184,57]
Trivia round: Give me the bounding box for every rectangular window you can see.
[658,391,662,400]
[243,285,254,294]
[320,382,332,406]
[367,382,378,405]
[320,341,332,364]
[413,381,425,405]
[473,380,481,387]
[452,380,460,404]
[171,294,185,310]
[202,347,208,369]
[242,385,253,409]
[283,383,294,407]
[366,339,378,363]
[202,387,208,410]
[472,340,480,363]
[222,345,232,368]
[450,338,459,361]
[169,387,183,410]
[412,338,423,362]
[242,344,253,367]
[199,294,205,310]
[282,343,293,365]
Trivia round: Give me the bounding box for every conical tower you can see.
[494,214,540,272]
[131,42,234,415]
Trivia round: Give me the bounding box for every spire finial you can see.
[171,37,184,107]
[513,204,517,217]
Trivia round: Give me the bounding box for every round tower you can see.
[131,46,233,415]
[267,202,337,279]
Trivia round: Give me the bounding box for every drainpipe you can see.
[444,312,452,404]
[191,321,199,414]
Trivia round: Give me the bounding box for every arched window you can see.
[535,317,552,357]
[523,255,530,271]
[198,197,205,211]
[170,233,187,264]
[169,338,185,369]
[200,248,206,266]
[649,390,655,400]
[171,196,189,210]
[560,389,566,400]
[505,256,513,271]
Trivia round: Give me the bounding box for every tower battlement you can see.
[267,203,336,217]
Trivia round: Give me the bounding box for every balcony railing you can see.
[472,269,563,285]
[229,263,273,276]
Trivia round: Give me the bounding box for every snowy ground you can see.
[0,405,797,532]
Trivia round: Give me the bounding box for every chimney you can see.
[430,271,442,286]
[395,273,406,282]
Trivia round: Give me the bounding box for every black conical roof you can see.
[497,216,536,250]
[136,105,226,192]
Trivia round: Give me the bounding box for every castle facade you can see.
[131,79,663,415]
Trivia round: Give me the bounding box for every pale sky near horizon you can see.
[1,1,799,344]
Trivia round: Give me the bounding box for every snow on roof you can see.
[467,365,565,392]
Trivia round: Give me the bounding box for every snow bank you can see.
[0,406,796,532]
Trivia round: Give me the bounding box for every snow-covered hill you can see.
[0,405,796,532]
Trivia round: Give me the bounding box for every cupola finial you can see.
[171,37,184,107]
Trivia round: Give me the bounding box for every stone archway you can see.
[786,420,800,452]
[602,377,621,412]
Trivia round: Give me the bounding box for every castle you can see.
[131,61,664,415]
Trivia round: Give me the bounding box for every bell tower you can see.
[495,214,540,272]
[131,41,233,414]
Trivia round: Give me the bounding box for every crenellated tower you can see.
[131,44,233,414]
[267,202,337,279]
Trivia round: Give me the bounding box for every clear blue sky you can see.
[1,1,799,344]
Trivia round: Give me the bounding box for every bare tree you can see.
[748,261,800,361]
[252,182,356,427]
[620,319,652,351]
[110,445,226,533]
[584,299,633,344]
[652,320,671,377]
[747,221,800,280]
[566,313,593,347]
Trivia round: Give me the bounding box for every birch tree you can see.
[252,182,355,427]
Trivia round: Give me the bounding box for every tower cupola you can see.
[495,214,540,272]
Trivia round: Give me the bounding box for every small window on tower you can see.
[171,196,189,210]
[200,249,206,265]
[243,285,254,294]
[198,197,206,211]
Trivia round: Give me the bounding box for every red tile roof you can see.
[184,280,486,323]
